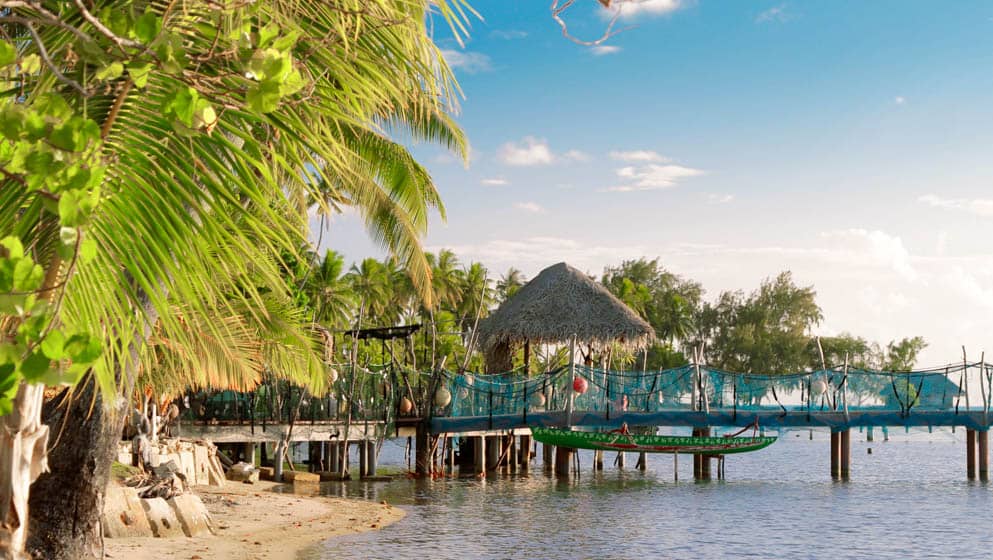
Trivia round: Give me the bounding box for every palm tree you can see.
[428,249,464,313]
[0,2,473,557]
[306,250,355,328]
[346,258,392,326]
[496,268,527,303]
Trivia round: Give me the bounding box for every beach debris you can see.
[226,462,260,483]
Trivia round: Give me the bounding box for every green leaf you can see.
[40,329,65,360]
[128,62,153,88]
[0,236,24,259]
[134,11,162,44]
[258,23,280,48]
[11,258,43,292]
[95,61,124,81]
[19,350,50,381]
[0,41,16,68]
[246,80,281,114]
[161,87,199,127]
[65,333,101,364]
[58,190,82,227]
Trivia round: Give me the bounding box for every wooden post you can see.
[673,453,678,481]
[555,446,572,477]
[274,440,286,482]
[967,428,977,480]
[979,430,989,482]
[520,435,531,471]
[616,451,625,469]
[830,431,840,479]
[693,427,710,480]
[366,440,377,477]
[485,435,499,470]
[593,449,603,471]
[840,429,851,479]
[507,435,517,472]
[567,335,577,426]
[544,442,554,471]
[415,426,430,477]
[474,436,486,476]
[637,452,647,471]
[866,426,874,442]
[329,441,340,473]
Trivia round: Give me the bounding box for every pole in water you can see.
[673,452,678,482]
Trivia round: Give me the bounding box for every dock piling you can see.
[840,429,851,479]
[830,430,840,479]
[979,430,989,482]
[967,429,977,480]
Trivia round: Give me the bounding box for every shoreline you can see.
[104,480,404,560]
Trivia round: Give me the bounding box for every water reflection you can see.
[297,431,993,560]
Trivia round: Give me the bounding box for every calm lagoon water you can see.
[297,428,993,560]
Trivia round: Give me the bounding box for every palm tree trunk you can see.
[0,383,48,559]
[27,286,158,559]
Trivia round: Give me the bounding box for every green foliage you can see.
[602,258,702,344]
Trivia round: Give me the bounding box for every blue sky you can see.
[318,1,993,366]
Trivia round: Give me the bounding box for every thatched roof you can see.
[477,262,654,350]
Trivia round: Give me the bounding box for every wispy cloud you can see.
[609,149,667,162]
[441,50,492,73]
[895,96,906,105]
[756,4,790,23]
[481,178,508,186]
[563,149,590,162]
[515,202,546,214]
[490,30,528,40]
[607,0,683,20]
[590,45,622,56]
[498,137,554,166]
[603,163,705,192]
[919,194,993,217]
[497,137,587,166]
[707,193,734,204]
[820,229,918,282]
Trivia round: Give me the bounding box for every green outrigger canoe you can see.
[531,427,776,455]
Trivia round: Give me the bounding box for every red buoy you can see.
[573,376,589,395]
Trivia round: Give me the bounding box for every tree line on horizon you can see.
[300,250,928,376]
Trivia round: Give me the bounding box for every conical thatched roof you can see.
[478,262,654,351]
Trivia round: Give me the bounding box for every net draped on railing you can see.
[434,361,993,419]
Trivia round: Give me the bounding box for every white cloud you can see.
[515,202,546,214]
[820,229,919,282]
[590,45,622,56]
[756,4,790,23]
[919,194,993,217]
[481,178,508,186]
[895,96,906,105]
[440,50,492,73]
[707,193,734,204]
[608,0,683,20]
[490,30,527,40]
[609,150,667,162]
[498,137,554,166]
[497,137,587,166]
[604,163,705,192]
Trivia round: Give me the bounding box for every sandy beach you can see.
[104,480,404,560]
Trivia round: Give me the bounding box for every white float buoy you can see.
[434,387,452,407]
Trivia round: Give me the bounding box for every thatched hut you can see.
[476,262,654,373]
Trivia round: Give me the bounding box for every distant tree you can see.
[307,250,355,328]
[496,267,527,303]
[702,272,822,374]
[881,337,928,372]
[601,258,703,347]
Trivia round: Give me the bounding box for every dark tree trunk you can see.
[26,377,126,559]
[26,285,154,559]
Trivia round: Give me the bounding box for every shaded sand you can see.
[105,480,404,560]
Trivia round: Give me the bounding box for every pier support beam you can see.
[554,446,573,477]
[473,436,486,476]
[637,452,647,471]
[329,441,340,474]
[543,442,554,471]
[520,435,531,471]
[415,427,431,477]
[616,451,625,469]
[693,427,711,480]
[361,440,377,477]
[979,431,989,482]
[830,431,838,478]
[593,450,604,471]
[508,435,518,472]
[840,429,851,479]
[486,436,500,470]
[967,429,977,480]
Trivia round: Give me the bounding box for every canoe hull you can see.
[531,427,776,455]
